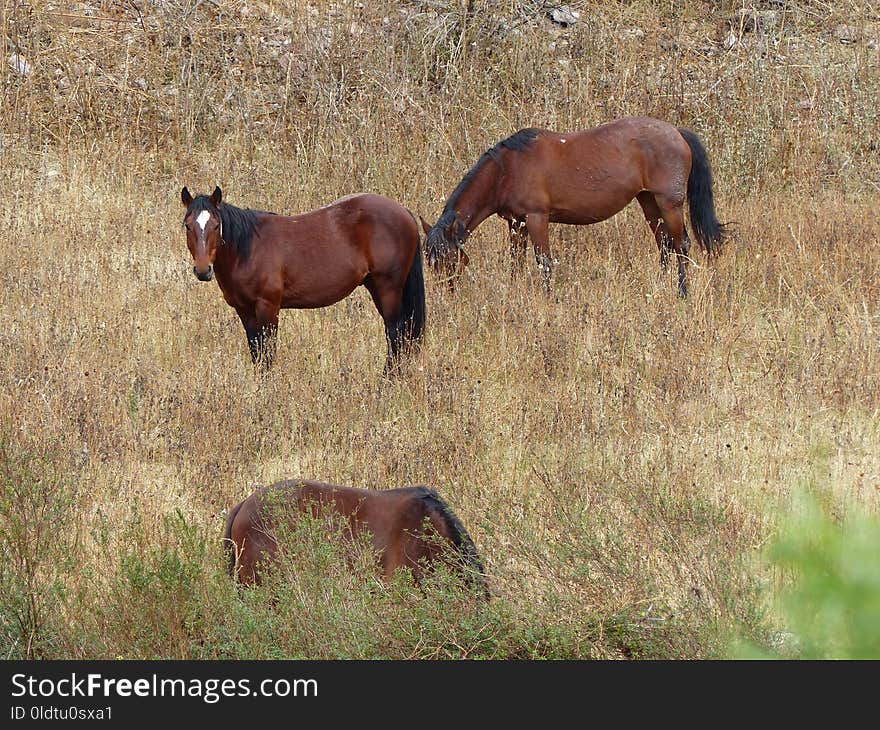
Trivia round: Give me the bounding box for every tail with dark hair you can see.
[416,486,490,601]
[399,223,426,344]
[223,501,244,580]
[678,127,725,255]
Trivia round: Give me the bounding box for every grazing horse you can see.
[180,187,426,372]
[224,479,489,598]
[423,116,725,297]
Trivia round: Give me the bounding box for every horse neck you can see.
[449,157,500,236]
[212,209,264,279]
[212,239,244,281]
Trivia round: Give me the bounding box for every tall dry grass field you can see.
[1,0,878,658]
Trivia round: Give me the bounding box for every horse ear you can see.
[181,187,193,208]
[210,186,223,207]
[419,215,432,236]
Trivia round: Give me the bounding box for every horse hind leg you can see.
[235,538,261,587]
[379,541,409,583]
[637,191,673,270]
[363,274,407,375]
[654,196,691,298]
[384,321,406,374]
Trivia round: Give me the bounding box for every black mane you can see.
[443,128,542,213]
[414,485,490,599]
[185,195,271,260]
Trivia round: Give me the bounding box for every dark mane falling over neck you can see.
[186,195,270,260]
[414,485,490,599]
[443,127,543,214]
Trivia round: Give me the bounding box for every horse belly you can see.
[549,185,637,225]
[279,256,365,309]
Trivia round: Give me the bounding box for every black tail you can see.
[678,127,725,256]
[416,486,490,601]
[399,226,426,344]
[223,501,244,580]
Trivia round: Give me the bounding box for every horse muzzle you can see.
[193,265,214,281]
[426,243,451,270]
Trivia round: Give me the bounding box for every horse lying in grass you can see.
[223,479,489,599]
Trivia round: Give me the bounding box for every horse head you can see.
[181,185,224,281]
[420,212,469,283]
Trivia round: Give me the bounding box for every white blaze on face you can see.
[196,210,211,233]
[560,138,567,144]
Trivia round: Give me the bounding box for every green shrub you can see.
[734,494,880,659]
[201,504,599,660]
[100,508,217,659]
[0,431,79,658]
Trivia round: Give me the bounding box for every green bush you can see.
[194,502,603,659]
[99,508,218,659]
[0,432,79,658]
[734,494,880,659]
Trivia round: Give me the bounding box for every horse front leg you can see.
[247,323,278,370]
[238,302,280,371]
[525,213,553,294]
[508,218,528,274]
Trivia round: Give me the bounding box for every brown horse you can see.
[180,187,425,372]
[223,479,489,598]
[423,116,725,297]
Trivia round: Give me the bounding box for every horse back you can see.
[226,480,357,584]
[302,193,415,238]
[288,194,416,267]
[499,118,691,220]
[261,483,456,573]
[543,118,686,172]
[328,193,420,269]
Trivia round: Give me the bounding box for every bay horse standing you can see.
[224,479,489,599]
[180,187,426,372]
[422,116,725,297]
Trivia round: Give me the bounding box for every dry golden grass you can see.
[1,0,879,658]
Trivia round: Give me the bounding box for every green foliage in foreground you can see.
[0,431,79,659]
[0,432,750,660]
[94,507,670,660]
[735,494,880,659]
